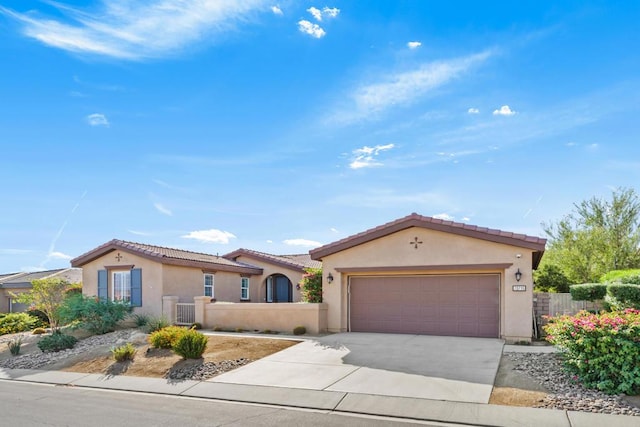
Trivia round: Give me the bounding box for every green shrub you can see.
[111,343,136,362]
[131,313,150,328]
[212,326,223,332]
[293,326,306,335]
[37,332,78,353]
[8,337,23,355]
[544,309,640,394]
[148,326,187,349]
[26,309,49,328]
[142,316,170,334]
[569,283,607,301]
[32,327,46,335]
[606,284,640,310]
[172,329,208,359]
[299,268,323,303]
[600,269,640,284]
[190,322,202,330]
[235,327,244,333]
[59,294,131,335]
[0,313,37,335]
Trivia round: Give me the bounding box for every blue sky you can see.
[1,1,639,273]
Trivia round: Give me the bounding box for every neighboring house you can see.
[0,268,82,313]
[70,240,315,318]
[310,213,546,342]
[224,248,321,303]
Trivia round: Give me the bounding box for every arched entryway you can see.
[266,274,293,303]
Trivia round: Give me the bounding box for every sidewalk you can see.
[0,367,637,427]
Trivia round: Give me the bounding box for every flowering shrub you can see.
[299,268,322,303]
[544,309,640,394]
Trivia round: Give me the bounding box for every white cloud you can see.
[182,229,237,244]
[467,107,479,114]
[433,213,454,221]
[153,203,173,216]
[566,141,577,147]
[349,143,395,169]
[307,7,322,21]
[462,217,471,222]
[87,113,109,126]
[407,41,421,49]
[266,239,273,244]
[271,5,283,15]
[493,105,516,116]
[330,227,339,233]
[298,20,325,38]
[283,238,322,247]
[48,251,73,260]
[334,50,492,124]
[127,229,152,236]
[0,0,269,60]
[322,7,340,18]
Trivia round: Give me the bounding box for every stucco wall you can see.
[80,250,164,317]
[162,264,253,303]
[320,226,535,341]
[232,256,304,303]
[0,289,29,313]
[201,302,328,334]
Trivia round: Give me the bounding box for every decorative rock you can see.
[505,352,640,416]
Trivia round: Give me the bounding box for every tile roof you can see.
[224,249,322,271]
[0,268,82,288]
[71,240,263,275]
[310,213,547,268]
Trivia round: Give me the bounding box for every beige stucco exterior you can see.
[80,249,260,318]
[231,255,304,303]
[319,226,536,342]
[0,289,28,313]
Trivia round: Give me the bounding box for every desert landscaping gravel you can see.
[506,351,640,416]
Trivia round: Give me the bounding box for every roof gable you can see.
[224,249,322,272]
[71,240,263,275]
[310,213,546,267]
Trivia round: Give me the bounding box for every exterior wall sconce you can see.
[515,269,522,282]
[327,273,334,284]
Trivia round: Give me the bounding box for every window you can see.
[204,273,214,297]
[266,276,273,302]
[112,271,131,303]
[241,277,250,300]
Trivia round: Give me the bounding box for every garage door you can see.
[349,274,500,337]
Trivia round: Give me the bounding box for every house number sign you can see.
[512,284,526,292]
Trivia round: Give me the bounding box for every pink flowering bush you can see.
[299,268,322,303]
[544,309,640,394]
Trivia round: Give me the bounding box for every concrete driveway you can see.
[210,333,504,404]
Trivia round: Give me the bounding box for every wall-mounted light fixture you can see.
[515,268,522,282]
[327,272,334,284]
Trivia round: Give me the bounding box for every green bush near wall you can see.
[569,283,607,301]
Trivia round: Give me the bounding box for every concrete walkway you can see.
[213,333,504,404]
[0,367,636,427]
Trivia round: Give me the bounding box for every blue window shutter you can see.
[98,270,108,300]
[131,268,142,307]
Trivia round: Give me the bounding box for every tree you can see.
[533,263,575,292]
[543,188,640,283]
[12,278,73,333]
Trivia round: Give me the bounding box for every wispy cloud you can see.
[298,20,325,38]
[349,143,395,169]
[87,113,109,127]
[42,190,87,268]
[271,5,283,15]
[493,105,516,116]
[1,0,268,60]
[182,229,237,244]
[330,227,339,233]
[433,213,454,221]
[467,107,479,114]
[407,41,422,49]
[48,251,72,260]
[154,203,173,216]
[322,7,340,18]
[283,238,322,247]
[332,50,493,124]
[127,229,153,237]
[307,7,323,21]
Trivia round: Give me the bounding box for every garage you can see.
[349,274,500,338]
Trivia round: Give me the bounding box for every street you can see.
[0,380,452,426]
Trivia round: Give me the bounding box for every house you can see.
[70,240,318,318]
[224,248,321,303]
[309,213,546,342]
[0,268,82,313]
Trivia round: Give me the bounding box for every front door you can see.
[275,275,291,302]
